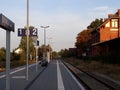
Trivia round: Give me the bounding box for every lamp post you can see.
[41,26,49,61]
[26,0,29,80]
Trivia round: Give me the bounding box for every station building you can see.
[89,9,120,58]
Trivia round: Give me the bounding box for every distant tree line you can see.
[75,18,103,58]
[58,48,77,58]
[59,18,103,59]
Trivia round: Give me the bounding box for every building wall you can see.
[110,31,118,39]
[91,31,100,44]
[100,19,119,42]
[90,9,120,57]
[100,26,110,42]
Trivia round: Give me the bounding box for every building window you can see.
[111,19,118,28]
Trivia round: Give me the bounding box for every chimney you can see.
[108,14,113,18]
[118,9,120,16]
[104,18,108,21]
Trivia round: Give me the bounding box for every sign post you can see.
[0,14,14,90]
[35,40,39,72]
[6,30,10,90]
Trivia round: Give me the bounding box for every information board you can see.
[0,14,14,32]
[18,28,38,37]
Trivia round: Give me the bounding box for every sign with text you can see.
[30,28,38,36]
[18,28,26,36]
[18,28,38,37]
[0,14,14,32]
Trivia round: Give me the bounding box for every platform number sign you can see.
[18,28,26,36]
[30,28,38,36]
[18,28,38,37]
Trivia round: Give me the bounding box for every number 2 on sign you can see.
[32,28,37,36]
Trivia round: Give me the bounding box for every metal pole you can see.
[51,49,52,61]
[36,46,38,72]
[48,37,52,61]
[44,28,46,60]
[26,0,29,80]
[41,26,49,61]
[6,30,10,90]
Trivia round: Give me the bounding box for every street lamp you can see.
[41,26,49,61]
[26,0,29,80]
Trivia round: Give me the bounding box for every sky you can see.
[0,0,120,52]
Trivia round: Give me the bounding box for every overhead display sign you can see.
[18,28,38,37]
[18,28,26,36]
[0,14,14,32]
[30,28,38,36]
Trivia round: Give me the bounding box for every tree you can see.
[58,49,64,57]
[0,47,6,61]
[10,50,20,61]
[18,26,36,61]
[52,51,59,59]
[59,49,71,58]
[87,18,103,30]
[75,18,103,58]
[75,29,92,56]
[0,47,6,69]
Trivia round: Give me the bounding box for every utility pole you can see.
[40,26,49,61]
[26,0,29,80]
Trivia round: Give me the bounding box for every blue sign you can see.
[30,28,38,36]
[18,28,26,36]
[18,28,38,37]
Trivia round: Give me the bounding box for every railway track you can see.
[63,61,120,90]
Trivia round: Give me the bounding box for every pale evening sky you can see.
[0,0,119,51]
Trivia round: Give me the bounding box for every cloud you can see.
[93,6,110,11]
[87,6,115,19]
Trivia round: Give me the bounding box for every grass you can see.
[63,57,120,81]
[0,60,36,72]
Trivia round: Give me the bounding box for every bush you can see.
[0,51,6,62]
[11,60,26,68]
[11,53,20,61]
[90,53,120,64]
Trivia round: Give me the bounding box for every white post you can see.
[35,46,38,72]
[6,30,10,90]
[47,51,50,63]
[41,26,49,61]
[44,28,46,60]
[26,0,29,80]
[48,37,52,61]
